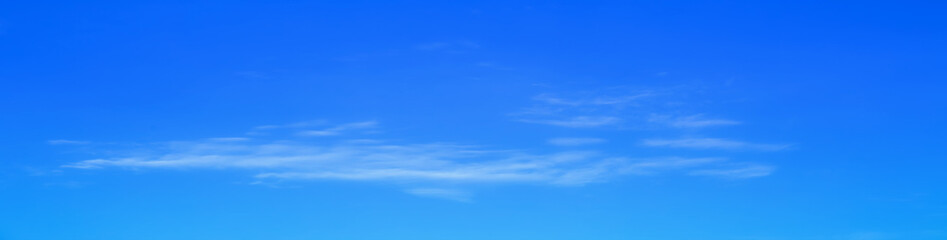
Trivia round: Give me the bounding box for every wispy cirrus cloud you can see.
[642,138,789,151]
[516,86,749,132]
[58,85,789,201]
[61,121,772,200]
[515,87,786,183]
[65,140,616,186]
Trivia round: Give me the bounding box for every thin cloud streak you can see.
[61,119,780,199]
[63,131,757,186]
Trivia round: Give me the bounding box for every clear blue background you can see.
[1,1,945,239]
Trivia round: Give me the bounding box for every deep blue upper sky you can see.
[1,1,946,240]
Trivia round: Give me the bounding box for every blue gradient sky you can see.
[1,1,946,240]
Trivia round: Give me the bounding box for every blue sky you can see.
[1,1,946,239]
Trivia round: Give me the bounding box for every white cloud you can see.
[547,137,606,146]
[255,168,549,182]
[63,130,754,186]
[61,119,780,200]
[65,141,613,185]
[521,116,620,128]
[518,88,750,132]
[642,138,789,151]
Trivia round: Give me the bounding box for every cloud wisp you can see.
[62,121,772,195]
[506,87,785,183]
[515,87,748,131]
[65,140,626,186]
[56,79,791,202]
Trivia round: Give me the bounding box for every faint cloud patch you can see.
[514,85,752,132]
